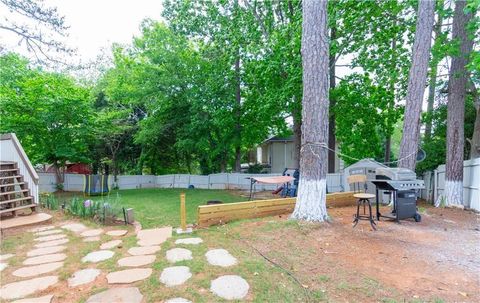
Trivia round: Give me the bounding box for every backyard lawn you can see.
[54,188,248,228]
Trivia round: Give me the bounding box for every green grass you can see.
[85,188,247,228]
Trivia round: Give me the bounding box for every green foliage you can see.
[66,197,102,219]
[40,193,59,210]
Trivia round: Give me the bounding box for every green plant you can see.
[42,194,59,210]
[55,183,64,191]
[66,197,101,219]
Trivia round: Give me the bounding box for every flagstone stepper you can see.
[0,253,14,261]
[27,245,67,257]
[35,238,69,248]
[82,250,115,263]
[68,268,101,287]
[159,266,192,287]
[127,245,161,256]
[35,229,63,236]
[107,268,153,284]
[85,287,143,303]
[83,236,101,242]
[61,223,88,233]
[23,253,67,266]
[136,227,172,246]
[100,239,122,250]
[117,255,156,267]
[0,275,58,300]
[29,225,55,233]
[10,295,54,303]
[81,229,104,237]
[12,262,63,278]
[106,229,128,236]
[166,248,193,263]
[35,234,66,242]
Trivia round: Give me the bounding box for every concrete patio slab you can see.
[85,287,143,303]
[159,266,192,287]
[210,275,249,300]
[127,245,161,256]
[117,255,155,267]
[82,250,115,263]
[34,238,69,248]
[205,249,238,267]
[13,262,63,278]
[0,213,52,231]
[0,275,58,300]
[106,268,153,284]
[23,253,67,265]
[68,268,101,287]
[137,227,172,246]
[166,248,193,263]
[27,245,67,257]
[100,239,122,250]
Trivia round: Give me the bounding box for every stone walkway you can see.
[1,222,251,302]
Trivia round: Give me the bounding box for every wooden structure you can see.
[198,191,356,227]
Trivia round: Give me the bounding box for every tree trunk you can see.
[234,56,242,172]
[440,0,474,207]
[398,0,435,170]
[291,0,329,222]
[470,86,480,159]
[292,100,302,169]
[328,26,336,173]
[425,3,444,140]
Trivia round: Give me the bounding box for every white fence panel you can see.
[208,174,228,189]
[174,174,190,188]
[189,175,209,189]
[327,173,344,193]
[65,174,84,191]
[38,173,56,193]
[156,175,174,188]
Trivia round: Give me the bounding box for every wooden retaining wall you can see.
[197,191,356,227]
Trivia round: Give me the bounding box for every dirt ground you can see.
[234,202,480,302]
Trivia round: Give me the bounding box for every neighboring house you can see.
[250,135,343,174]
[37,162,91,174]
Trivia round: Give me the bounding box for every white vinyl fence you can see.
[421,158,480,211]
[39,172,345,193]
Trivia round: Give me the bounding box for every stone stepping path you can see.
[23,253,67,266]
[100,239,122,250]
[12,262,63,278]
[205,249,238,267]
[0,262,7,271]
[35,229,63,236]
[29,225,55,233]
[35,234,66,242]
[0,275,58,300]
[106,268,152,284]
[85,287,143,303]
[165,298,192,303]
[210,275,249,300]
[83,236,101,242]
[81,229,104,237]
[82,250,114,263]
[166,248,193,263]
[106,230,128,236]
[137,227,172,246]
[160,266,192,287]
[35,238,69,248]
[61,223,87,233]
[117,255,155,267]
[11,294,54,303]
[127,245,160,256]
[175,237,203,245]
[0,253,14,261]
[68,268,101,287]
[27,245,66,257]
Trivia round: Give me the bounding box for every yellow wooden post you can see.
[180,193,186,231]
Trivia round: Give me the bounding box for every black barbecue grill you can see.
[371,167,424,222]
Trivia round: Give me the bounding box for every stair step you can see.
[0,196,33,206]
[0,175,22,181]
[0,182,25,188]
[0,189,29,196]
[0,203,37,215]
[0,168,19,173]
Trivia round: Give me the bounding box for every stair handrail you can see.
[0,133,39,184]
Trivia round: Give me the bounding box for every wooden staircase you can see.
[0,161,37,217]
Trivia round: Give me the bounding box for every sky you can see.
[0,0,164,67]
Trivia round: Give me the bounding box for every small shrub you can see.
[65,193,124,225]
[55,183,64,191]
